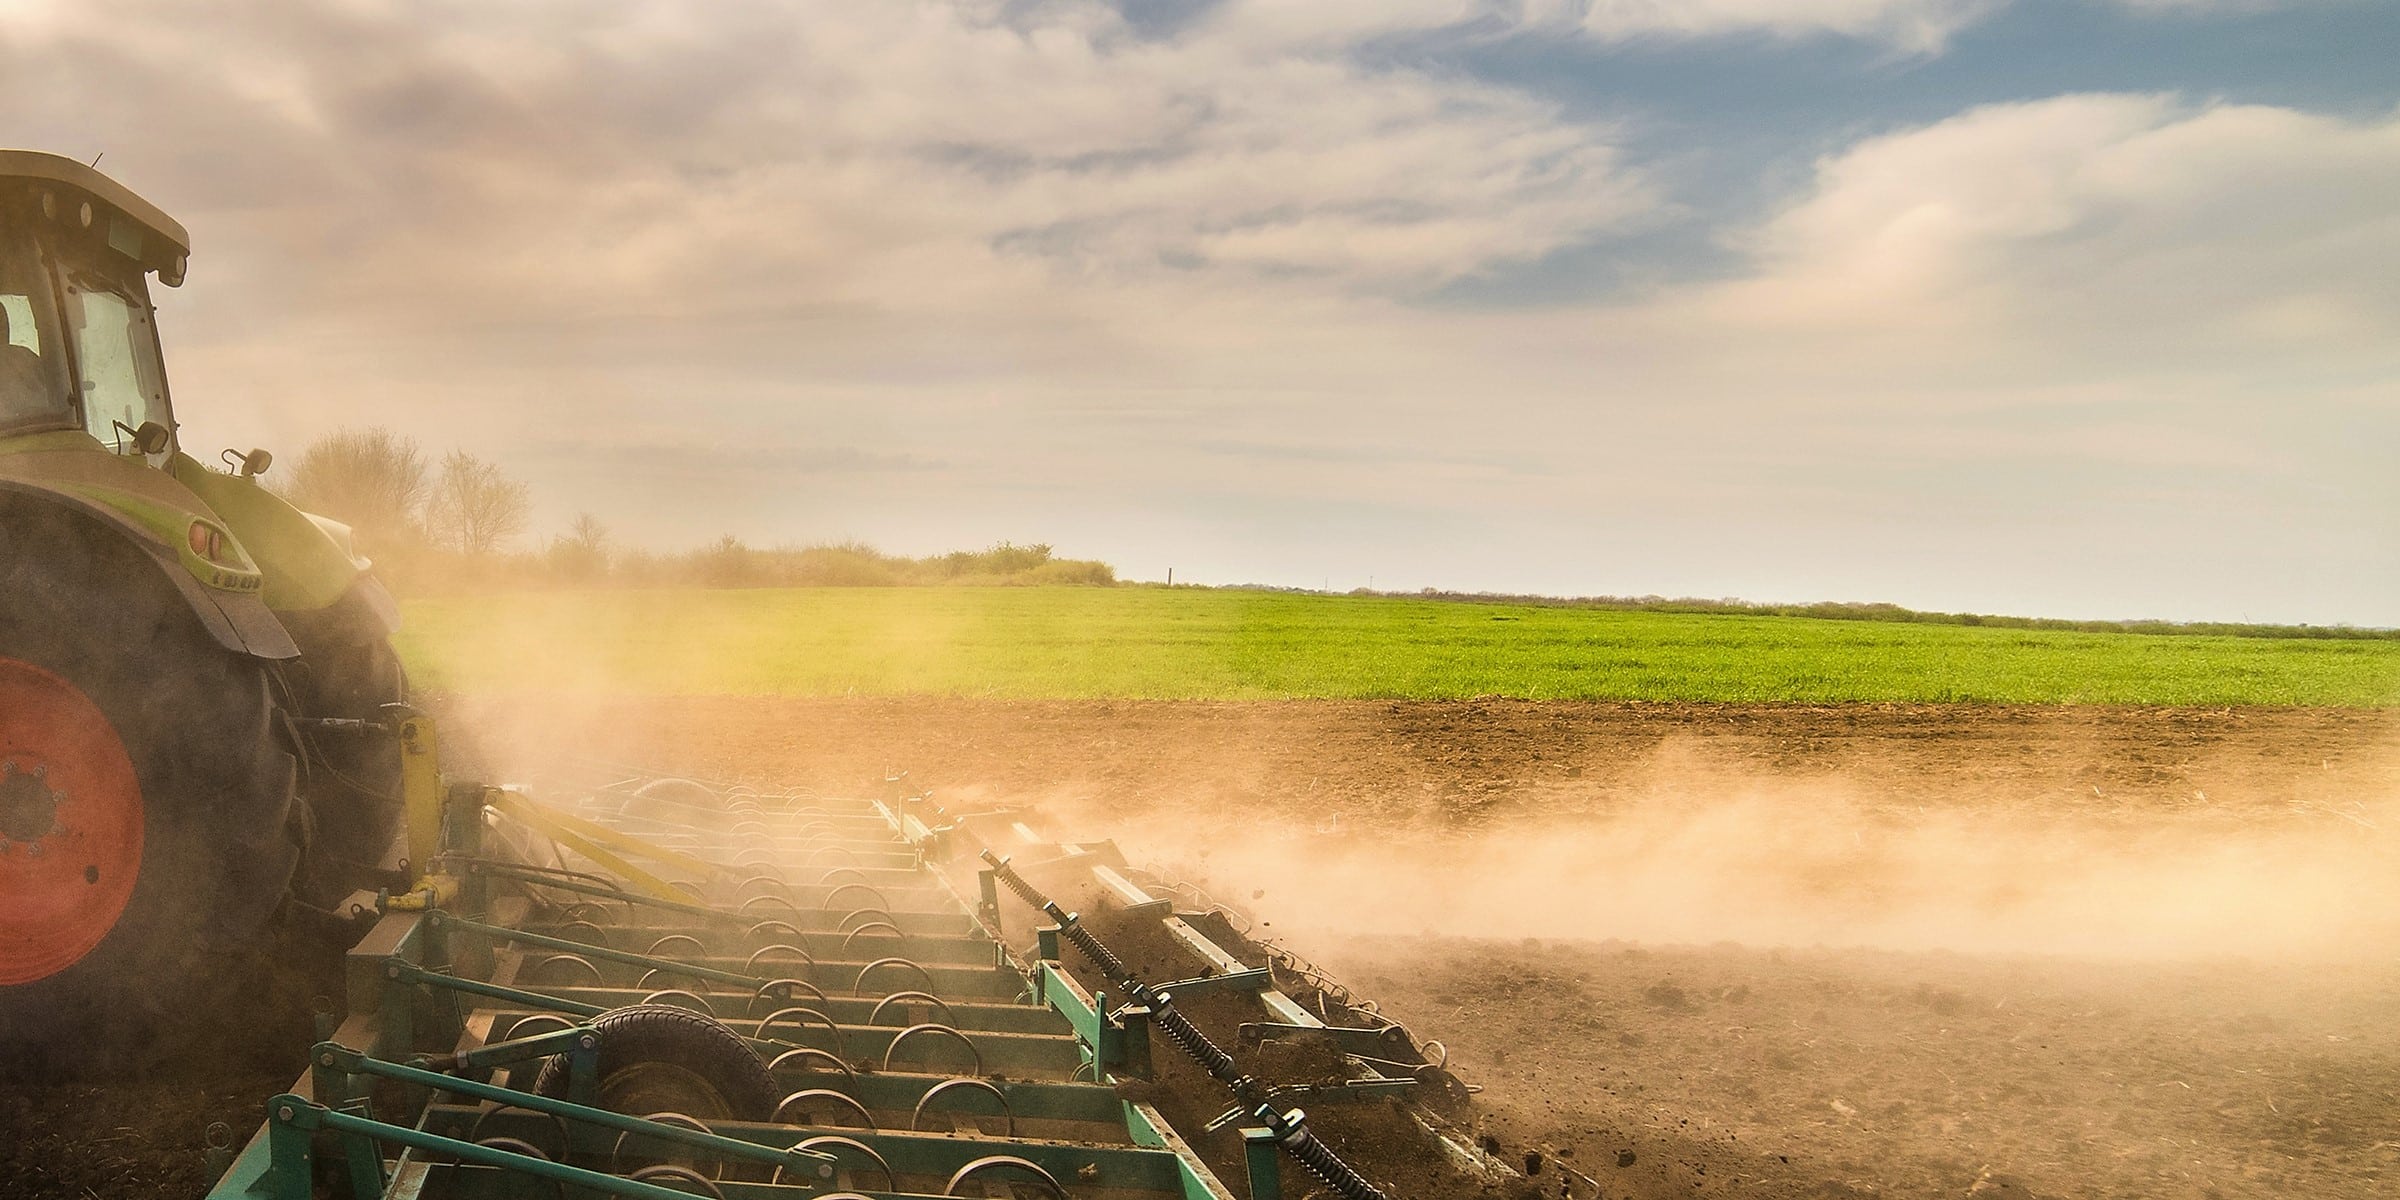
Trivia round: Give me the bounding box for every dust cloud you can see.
[438,680,2400,963]
[1077,770,2400,962]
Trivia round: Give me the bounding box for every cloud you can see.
[1559,0,2000,52]
[1675,94,2400,374]
[32,1,1641,296]
[1202,0,2339,56]
[0,0,1652,441]
[1206,0,2002,53]
[2108,0,2323,11]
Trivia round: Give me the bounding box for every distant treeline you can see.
[591,538,1116,590]
[275,427,1113,594]
[393,536,1115,595]
[1314,587,2397,641]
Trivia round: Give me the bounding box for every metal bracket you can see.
[1240,1021,1419,1060]
[1242,1126,1285,1200]
[1156,967,1272,997]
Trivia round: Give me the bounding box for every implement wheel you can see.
[534,1004,780,1122]
[0,507,303,1072]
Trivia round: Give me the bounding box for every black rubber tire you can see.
[279,582,407,905]
[0,500,303,1073]
[532,1004,780,1122]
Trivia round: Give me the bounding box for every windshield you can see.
[62,269,171,451]
[0,220,72,433]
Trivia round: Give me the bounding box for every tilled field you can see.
[7,697,2395,1198]
[491,697,2397,1200]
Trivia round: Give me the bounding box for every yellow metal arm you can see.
[485,789,725,904]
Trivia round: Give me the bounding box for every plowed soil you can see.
[8,698,2395,1199]
[466,696,2400,1200]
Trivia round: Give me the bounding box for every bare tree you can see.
[564,512,608,556]
[546,512,610,582]
[281,427,428,546]
[424,450,530,556]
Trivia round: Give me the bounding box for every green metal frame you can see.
[209,767,1240,1200]
[922,802,1488,1200]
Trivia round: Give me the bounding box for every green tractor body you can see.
[0,150,404,1065]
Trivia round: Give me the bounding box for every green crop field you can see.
[393,587,2400,706]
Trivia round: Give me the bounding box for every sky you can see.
[3,0,2394,624]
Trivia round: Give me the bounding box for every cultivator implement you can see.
[975,851,1386,1200]
[208,718,1483,1199]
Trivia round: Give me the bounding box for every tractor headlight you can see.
[178,517,261,592]
[187,519,232,564]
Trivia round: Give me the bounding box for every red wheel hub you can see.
[0,658,143,985]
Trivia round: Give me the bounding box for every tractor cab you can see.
[0,150,189,456]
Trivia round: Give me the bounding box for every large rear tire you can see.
[0,506,303,1073]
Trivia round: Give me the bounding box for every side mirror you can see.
[221,446,273,478]
[133,421,172,455]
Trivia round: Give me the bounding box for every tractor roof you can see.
[0,149,191,285]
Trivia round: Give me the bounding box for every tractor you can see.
[0,150,405,1067]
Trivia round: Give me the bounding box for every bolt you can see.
[320,1052,336,1067]
[277,1105,295,1122]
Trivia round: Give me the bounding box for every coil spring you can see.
[1278,1121,1390,1200]
[989,856,1046,907]
[1053,911,1138,982]
[987,858,1129,973]
[1151,1001,1242,1083]
[984,851,1384,1200]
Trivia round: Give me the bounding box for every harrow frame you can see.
[206,718,1490,1199]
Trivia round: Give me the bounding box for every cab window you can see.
[65,276,169,451]
[0,235,70,431]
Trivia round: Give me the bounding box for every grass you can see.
[393,587,2400,706]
